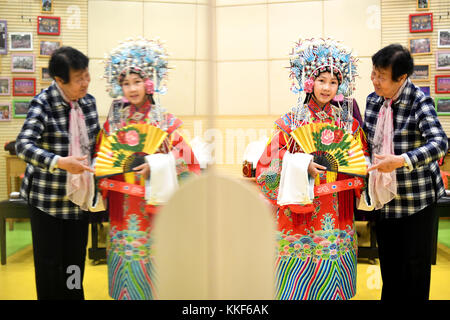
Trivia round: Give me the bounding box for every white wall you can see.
[87,0,382,117]
[87,0,210,117]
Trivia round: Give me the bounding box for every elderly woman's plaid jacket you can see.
[15,83,100,219]
[364,79,448,219]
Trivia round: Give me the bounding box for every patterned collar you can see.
[308,97,333,121]
[128,99,152,121]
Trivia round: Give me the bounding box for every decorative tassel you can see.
[337,173,354,221]
[315,174,320,186]
[326,171,337,183]
[124,172,135,184]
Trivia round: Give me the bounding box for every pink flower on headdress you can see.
[321,129,334,145]
[304,78,314,93]
[145,79,155,95]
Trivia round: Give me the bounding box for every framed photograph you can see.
[12,78,36,96]
[409,37,432,55]
[435,97,450,115]
[410,13,433,33]
[37,16,60,36]
[0,102,12,121]
[11,53,35,73]
[39,39,61,57]
[0,20,7,55]
[41,0,53,14]
[419,86,430,96]
[417,0,430,10]
[40,67,52,83]
[438,30,450,48]
[435,75,450,94]
[12,99,31,118]
[0,77,10,96]
[411,64,430,81]
[436,51,450,70]
[9,32,33,51]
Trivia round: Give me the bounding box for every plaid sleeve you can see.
[405,96,449,169]
[15,98,58,171]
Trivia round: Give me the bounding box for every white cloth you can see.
[357,156,375,211]
[145,153,179,205]
[190,136,213,169]
[243,137,269,168]
[88,158,106,212]
[277,151,315,206]
[368,80,407,210]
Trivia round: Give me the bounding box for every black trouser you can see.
[375,203,436,300]
[29,205,89,300]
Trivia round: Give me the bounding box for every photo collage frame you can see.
[0,0,61,120]
[409,0,450,115]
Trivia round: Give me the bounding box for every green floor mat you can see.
[6,221,32,257]
[438,219,450,249]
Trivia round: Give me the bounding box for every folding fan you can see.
[290,122,367,178]
[95,124,168,179]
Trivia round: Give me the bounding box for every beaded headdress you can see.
[102,37,170,99]
[289,38,358,97]
[288,38,358,132]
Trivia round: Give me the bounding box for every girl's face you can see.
[313,72,339,107]
[121,73,146,107]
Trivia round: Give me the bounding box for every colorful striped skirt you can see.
[275,247,357,300]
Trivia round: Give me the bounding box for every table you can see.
[5,155,27,197]
[0,199,30,265]
[4,155,27,230]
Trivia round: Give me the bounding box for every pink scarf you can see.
[368,80,407,210]
[56,84,93,210]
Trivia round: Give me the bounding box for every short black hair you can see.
[372,44,414,81]
[48,46,89,84]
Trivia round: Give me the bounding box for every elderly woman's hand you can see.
[367,154,405,173]
[57,155,94,174]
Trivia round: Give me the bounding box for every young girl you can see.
[97,38,200,300]
[256,38,369,300]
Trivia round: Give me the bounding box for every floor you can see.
[1,223,449,300]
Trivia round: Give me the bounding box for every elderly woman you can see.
[15,46,100,300]
[364,44,448,300]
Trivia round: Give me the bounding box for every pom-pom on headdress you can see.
[103,37,170,99]
[289,38,358,97]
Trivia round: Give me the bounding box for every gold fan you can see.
[290,122,367,179]
[95,124,168,178]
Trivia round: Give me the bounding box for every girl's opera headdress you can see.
[289,38,358,97]
[103,37,170,99]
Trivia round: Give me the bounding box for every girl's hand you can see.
[308,161,327,178]
[133,163,151,179]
